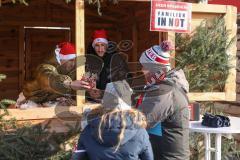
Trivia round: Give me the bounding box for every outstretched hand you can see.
[64,80,92,90]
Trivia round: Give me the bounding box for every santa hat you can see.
[92,29,108,48]
[55,42,76,64]
[102,80,132,110]
[139,41,174,73]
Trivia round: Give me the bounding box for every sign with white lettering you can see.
[150,0,192,33]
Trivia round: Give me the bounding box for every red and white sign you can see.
[150,0,192,33]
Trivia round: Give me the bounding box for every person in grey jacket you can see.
[137,41,190,160]
[72,80,153,160]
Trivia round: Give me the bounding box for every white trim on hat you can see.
[59,53,76,60]
[139,46,171,73]
[92,38,108,48]
[55,47,76,65]
[55,48,61,64]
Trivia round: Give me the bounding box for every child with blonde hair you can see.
[72,80,153,160]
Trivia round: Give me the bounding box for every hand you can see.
[64,80,92,90]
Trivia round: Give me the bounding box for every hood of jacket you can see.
[166,69,189,93]
[87,112,140,147]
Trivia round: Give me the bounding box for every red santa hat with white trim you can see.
[55,42,76,64]
[139,41,174,73]
[92,29,108,48]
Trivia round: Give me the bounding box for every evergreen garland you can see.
[0,116,80,160]
[0,74,80,159]
[175,17,234,92]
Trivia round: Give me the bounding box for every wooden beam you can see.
[224,5,237,101]
[188,92,226,102]
[76,0,85,105]
[167,32,176,68]
[0,21,74,27]
[0,104,100,120]
[192,3,227,14]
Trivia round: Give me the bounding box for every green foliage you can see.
[175,17,234,92]
[0,73,80,159]
[48,150,72,160]
[0,74,16,109]
[0,116,80,160]
[0,99,16,110]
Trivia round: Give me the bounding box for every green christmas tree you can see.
[175,17,234,92]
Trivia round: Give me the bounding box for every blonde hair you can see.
[97,107,147,152]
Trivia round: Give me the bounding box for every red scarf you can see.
[135,72,166,108]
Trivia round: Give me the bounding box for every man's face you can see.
[94,42,107,57]
[60,59,76,72]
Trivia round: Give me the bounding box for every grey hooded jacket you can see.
[138,69,190,160]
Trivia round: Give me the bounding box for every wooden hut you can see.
[0,0,237,132]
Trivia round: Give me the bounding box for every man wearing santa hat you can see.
[69,29,131,102]
[16,42,77,108]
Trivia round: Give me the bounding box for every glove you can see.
[202,113,230,128]
[215,115,230,127]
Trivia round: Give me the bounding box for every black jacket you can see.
[74,112,153,160]
[86,44,130,90]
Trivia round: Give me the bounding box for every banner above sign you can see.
[150,0,192,33]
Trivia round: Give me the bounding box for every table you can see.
[189,116,240,160]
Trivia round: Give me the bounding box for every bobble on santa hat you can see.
[92,29,108,48]
[55,42,76,64]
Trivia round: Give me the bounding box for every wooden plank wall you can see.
[0,0,160,100]
[0,0,75,100]
[25,29,71,80]
[0,26,19,99]
[135,3,159,59]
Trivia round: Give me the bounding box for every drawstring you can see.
[55,45,61,65]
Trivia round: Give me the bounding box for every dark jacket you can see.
[86,44,130,90]
[138,69,190,160]
[74,112,153,160]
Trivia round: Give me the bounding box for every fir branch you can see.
[176,17,233,92]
